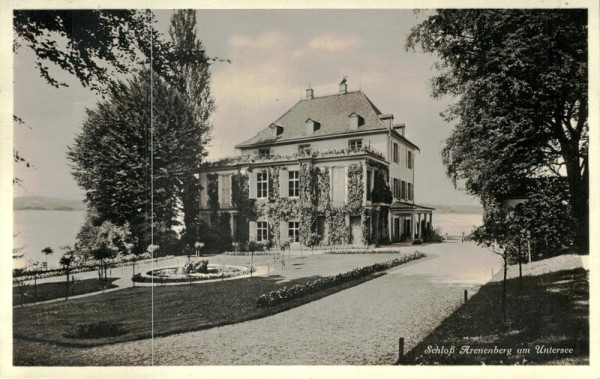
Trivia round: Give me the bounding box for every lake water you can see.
[433,212,483,236]
[12,210,483,269]
[13,210,86,269]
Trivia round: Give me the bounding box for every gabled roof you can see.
[236,90,388,148]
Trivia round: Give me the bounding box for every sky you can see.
[13,9,480,206]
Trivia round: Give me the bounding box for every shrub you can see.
[65,321,128,339]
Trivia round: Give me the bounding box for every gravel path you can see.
[19,242,502,365]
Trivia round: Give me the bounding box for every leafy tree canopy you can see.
[68,70,204,253]
[407,9,588,252]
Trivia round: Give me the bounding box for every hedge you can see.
[256,251,426,307]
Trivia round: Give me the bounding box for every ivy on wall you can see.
[200,174,233,252]
[231,172,256,244]
[205,161,391,248]
[347,163,364,211]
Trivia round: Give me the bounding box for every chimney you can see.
[305,86,314,100]
[339,77,347,94]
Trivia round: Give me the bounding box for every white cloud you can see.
[293,33,362,57]
[229,31,290,51]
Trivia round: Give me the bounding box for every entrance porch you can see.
[389,202,435,242]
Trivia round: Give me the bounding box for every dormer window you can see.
[305,118,321,135]
[270,123,284,138]
[348,112,364,130]
[379,114,394,128]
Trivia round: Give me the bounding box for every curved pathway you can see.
[16,242,502,365]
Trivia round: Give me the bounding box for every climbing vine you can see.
[231,172,256,244]
[347,163,364,211]
[206,161,391,248]
[207,173,219,221]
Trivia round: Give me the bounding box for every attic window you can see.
[270,123,284,138]
[305,118,321,135]
[348,113,364,130]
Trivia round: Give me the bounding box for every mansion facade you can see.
[199,79,433,248]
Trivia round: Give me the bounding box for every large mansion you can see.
[199,79,434,248]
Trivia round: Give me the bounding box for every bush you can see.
[257,251,426,307]
[65,321,128,339]
[422,226,444,243]
[184,259,209,274]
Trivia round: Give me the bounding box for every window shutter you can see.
[249,221,257,241]
[249,172,257,199]
[280,221,288,243]
[229,175,233,206]
[217,175,222,205]
[280,169,288,198]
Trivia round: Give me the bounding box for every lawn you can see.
[403,268,589,365]
[13,272,386,349]
[13,278,119,306]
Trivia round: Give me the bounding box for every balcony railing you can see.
[202,146,387,168]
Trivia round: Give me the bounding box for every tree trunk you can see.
[518,240,522,287]
[559,130,588,254]
[65,270,70,300]
[502,254,508,324]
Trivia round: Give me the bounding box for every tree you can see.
[41,246,53,258]
[59,248,75,300]
[407,9,588,252]
[12,10,186,183]
[13,10,169,93]
[167,10,215,251]
[68,70,200,252]
[76,220,135,283]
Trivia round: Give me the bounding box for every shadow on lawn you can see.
[402,268,589,365]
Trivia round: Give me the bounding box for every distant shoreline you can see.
[13,207,83,211]
[13,196,85,211]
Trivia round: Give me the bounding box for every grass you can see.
[13,278,119,306]
[13,272,386,349]
[403,268,589,365]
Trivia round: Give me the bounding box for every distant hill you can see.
[14,196,84,211]
[424,204,483,214]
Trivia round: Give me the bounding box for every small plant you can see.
[66,321,128,339]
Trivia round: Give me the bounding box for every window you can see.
[257,221,268,242]
[305,120,321,134]
[393,143,399,163]
[331,166,346,204]
[258,148,271,159]
[393,178,400,199]
[348,139,363,150]
[257,171,269,199]
[232,215,238,240]
[288,221,299,242]
[408,182,413,201]
[366,170,372,201]
[298,144,311,154]
[407,150,413,169]
[401,180,407,200]
[220,175,231,206]
[288,170,299,197]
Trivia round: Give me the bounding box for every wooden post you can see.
[395,337,405,365]
[464,289,468,304]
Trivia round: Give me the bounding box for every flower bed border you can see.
[256,251,426,307]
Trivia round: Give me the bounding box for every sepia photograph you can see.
[3,1,598,377]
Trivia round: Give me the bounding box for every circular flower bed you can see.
[132,264,251,283]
